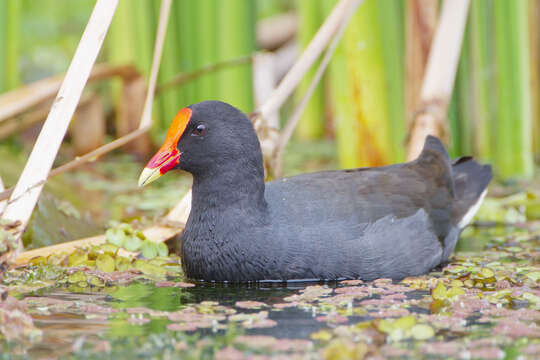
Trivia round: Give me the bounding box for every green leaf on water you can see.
[133,259,166,276]
[68,251,88,267]
[156,242,169,257]
[141,240,158,259]
[394,315,416,330]
[377,319,393,334]
[99,243,119,254]
[68,271,87,283]
[106,227,126,247]
[88,275,104,287]
[522,292,540,304]
[526,271,540,282]
[117,223,133,233]
[148,257,168,267]
[96,254,115,273]
[29,256,48,266]
[124,235,143,252]
[480,267,495,278]
[432,281,447,300]
[115,256,132,271]
[446,286,465,298]
[411,324,435,340]
[311,330,333,341]
[83,260,96,268]
[526,202,540,220]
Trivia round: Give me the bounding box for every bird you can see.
[138,100,492,282]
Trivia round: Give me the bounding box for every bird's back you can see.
[263,136,491,280]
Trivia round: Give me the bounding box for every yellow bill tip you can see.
[138,167,161,187]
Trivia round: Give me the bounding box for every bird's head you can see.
[138,100,259,186]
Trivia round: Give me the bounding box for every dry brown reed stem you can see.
[72,95,106,155]
[0,58,262,202]
[1,44,289,206]
[0,55,252,140]
[0,101,53,140]
[529,0,540,156]
[157,55,253,94]
[1,0,119,257]
[138,0,171,129]
[0,59,254,201]
[0,126,151,203]
[13,0,174,264]
[256,12,297,50]
[13,226,180,266]
[0,0,172,205]
[0,64,138,123]
[0,177,6,214]
[405,0,438,125]
[257,0,362,120]
[272,4,357,177]
[406,0,470,160]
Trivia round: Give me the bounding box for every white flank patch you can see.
[458,189,488,228]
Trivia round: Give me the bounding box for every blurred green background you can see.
[0,0,539,180]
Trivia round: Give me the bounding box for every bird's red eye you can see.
[192,124,206,136]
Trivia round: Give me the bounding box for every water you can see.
[2,224,539,359]
[12,280,431,358]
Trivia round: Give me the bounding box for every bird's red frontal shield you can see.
[138,107,192,186]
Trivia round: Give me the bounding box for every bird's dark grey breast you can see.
[181,206,275,281]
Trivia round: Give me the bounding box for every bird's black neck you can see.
[190,155,267,215]
[182,155,269,281]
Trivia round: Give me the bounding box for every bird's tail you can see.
[451,156,493,228]
[417,135,492,228]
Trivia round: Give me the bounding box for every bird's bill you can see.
[138,108,192,187]
[138,149,180,187]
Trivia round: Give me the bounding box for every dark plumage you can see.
[140,101,492,282]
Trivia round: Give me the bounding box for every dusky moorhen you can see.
[139,101,492,282]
